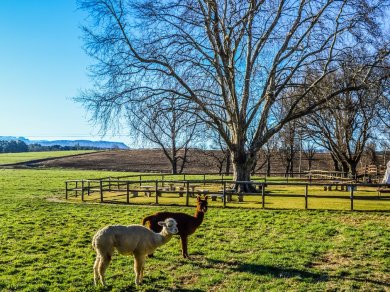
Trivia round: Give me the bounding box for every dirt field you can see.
[34,149,212,173]
[32,149,332,174]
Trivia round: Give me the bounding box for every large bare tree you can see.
[77,0,388,191]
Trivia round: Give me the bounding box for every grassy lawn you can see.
[0,168,389,291]
[0,150,97,165]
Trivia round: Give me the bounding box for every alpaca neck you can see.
[193,210,205,225]
[156,229,173,246]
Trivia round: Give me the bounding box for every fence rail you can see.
[65,175,390,211]
[66,168,387,185]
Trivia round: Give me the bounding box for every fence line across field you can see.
[64,167,387,188]
[65,176,390,211]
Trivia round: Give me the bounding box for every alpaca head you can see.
[196,195,208,213]
[158,218,178,235]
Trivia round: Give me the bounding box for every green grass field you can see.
[0,168,389,291]
[0,150,97,165]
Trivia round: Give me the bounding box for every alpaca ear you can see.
[196,195,200,201]
[158,221,166,227]
[204,195,209,200]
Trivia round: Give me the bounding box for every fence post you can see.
[162,175,165,187]
[186,181,189,206]
[81,180,85,202]
[108,177,111,191]
[350,185,354,211]
[87,181,91,196]
[139,175,142,187]
[100,180,103,203]
[126,182,130,204]
[203,174,206,186]
[75,181,79,197]
[65,181,68,199]
[223,181,226,208]
[305,184,308,209]
[262,183,265,209]
[155,180,159,205]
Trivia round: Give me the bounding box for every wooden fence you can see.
[65,176,390,211]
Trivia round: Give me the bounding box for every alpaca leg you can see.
[134,254,146,285]
[139,255,146,284]
[180,235,189,258]
[93,255,101,285]
[98,253,112,286]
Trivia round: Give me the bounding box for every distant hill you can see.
[0,136,129,150]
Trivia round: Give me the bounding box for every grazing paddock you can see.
[0,150,97,165]
[65,175,390,211]
[0,168,389,291]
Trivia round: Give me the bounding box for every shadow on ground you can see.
[204,258,389,287]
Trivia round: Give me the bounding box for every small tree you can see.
[278,121,299,177]
[302,141,317,172]
[302,55,388,177]
[127,97,201,174]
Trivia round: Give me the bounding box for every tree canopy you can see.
[77,0,389,189]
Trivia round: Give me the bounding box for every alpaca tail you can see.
[92,236,96,250]
[91,232,99,250]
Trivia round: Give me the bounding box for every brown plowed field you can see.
[35,149,214,173]
[33,149,333,174]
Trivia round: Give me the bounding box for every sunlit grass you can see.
[0,168,389,291]
[0,150,97,165]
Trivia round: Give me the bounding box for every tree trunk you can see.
[266,155,271,177]
[284,162,290,177]
[349,161,358,181]
[308,158,312,171]
[341,161,349,178]
[171,161,177,174]
[251,159,257,176]
[218,162,223,175]
[231,150,257,194]
[225,150,231,175]
[178,147,189,174]
[331,153,341,172]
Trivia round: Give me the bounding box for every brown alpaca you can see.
[142,196,208,258]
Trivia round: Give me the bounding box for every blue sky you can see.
[0,0,130,144]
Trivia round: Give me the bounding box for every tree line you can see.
[0,140,103,153]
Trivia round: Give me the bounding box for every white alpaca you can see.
[92,218,178,286]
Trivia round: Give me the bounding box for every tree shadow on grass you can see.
[117,274,205,292]
[234,262,328,282]
[205,258,389,287]
[204,258,326,282]
[119,285,204,292]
